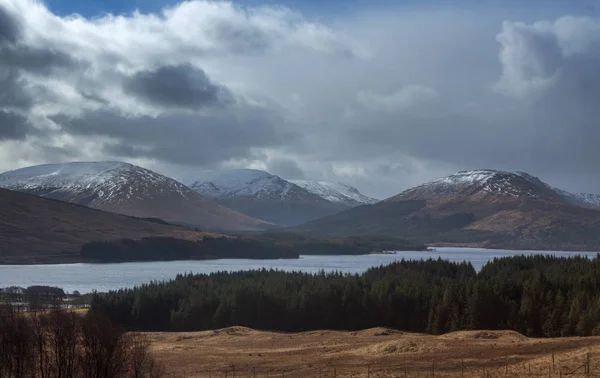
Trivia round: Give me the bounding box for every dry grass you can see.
[146,327,600,377]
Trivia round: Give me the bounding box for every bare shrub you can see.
[0,305,166,378]
[128,333,166,378]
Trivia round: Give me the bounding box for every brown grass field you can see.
[146,327,600,377]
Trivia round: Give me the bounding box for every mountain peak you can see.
[186,169,304,200]
[387,169,600,209]
[388,169,559,202]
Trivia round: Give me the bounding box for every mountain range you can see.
[185,169,377,226]
[291,170,600,251]
[0,162,271,232]
[3,162,600,253]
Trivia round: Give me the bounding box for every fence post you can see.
[505,355,508,377]
[461,358,464,377]
[334,367,336,377]
[548,365,551,378]
[553,352,555,372]
[367,364,370,378]
[432,361,435,377]
[587,352,591,376]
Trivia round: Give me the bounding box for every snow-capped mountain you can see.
[0,162,271,231]
[389,169,600,208]
[185,169,352,226]
[390,169,557,201]
[289,180,378,206]
[187,169,322,202]
[293,169,600,251]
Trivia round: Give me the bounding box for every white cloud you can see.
[1,0,600,198]
[494,16,600,99]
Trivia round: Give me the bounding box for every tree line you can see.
[0,306,165,378]
[80,235,425,263]
[91,254,600,337]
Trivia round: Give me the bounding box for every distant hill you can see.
[0,162,271,232]
[291,170,600,251]
[0,187,210,264]
[185,169,354,226]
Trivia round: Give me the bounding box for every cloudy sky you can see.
[1,0,600,198]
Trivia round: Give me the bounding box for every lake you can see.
[0,247,597,293]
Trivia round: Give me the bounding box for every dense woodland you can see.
[80,235,426,262]
[91,255,600,337]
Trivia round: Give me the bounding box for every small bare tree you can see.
[46,309,80,378]
[128,333,166,378]
[80,313,130,378]
[31,310,51,378]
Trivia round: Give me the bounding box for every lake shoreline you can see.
[1,247,598,294]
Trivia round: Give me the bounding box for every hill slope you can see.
[292,170,600,251]
[0,162,271,232]
[0,187,206,264]
[186,169,349,226]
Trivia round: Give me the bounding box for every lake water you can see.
[0,247,597,293]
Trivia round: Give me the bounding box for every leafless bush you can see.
[128,333,166,378]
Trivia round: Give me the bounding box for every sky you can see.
[1,0,600,199]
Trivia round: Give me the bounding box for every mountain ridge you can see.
[388,169,600,208]
[0,162,272,232]
[185,169,372,226]
[291,169,600,251]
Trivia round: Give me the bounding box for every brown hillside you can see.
[291,170,600,251]
[0,188,210,264]
[147,327,600,377]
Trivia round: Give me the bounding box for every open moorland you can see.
[148,327,600,377]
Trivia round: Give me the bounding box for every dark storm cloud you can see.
[0,45,77,74]
[0,69,33,109]
[0,110,31,140]
[123,64,233,109]
[52,106,297,165]
[0,4,77,75]
[0,4,19,43]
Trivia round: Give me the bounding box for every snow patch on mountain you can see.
[397,169,600,208]
[186,169,308,201]
[289,180,378,205]
[0,161,191,204]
